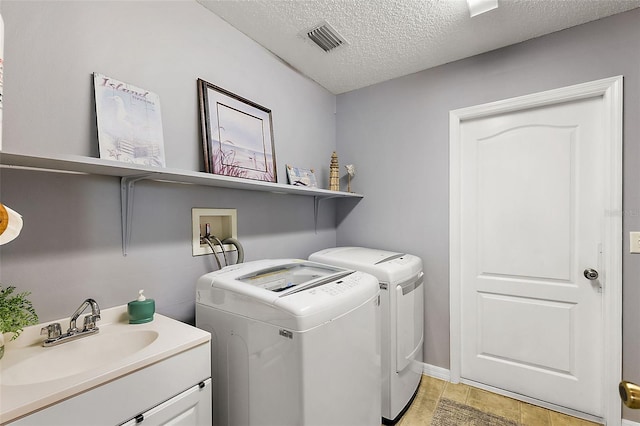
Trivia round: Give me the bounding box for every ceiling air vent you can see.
[305,21,346,53]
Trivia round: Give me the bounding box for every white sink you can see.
[2,329,159,386]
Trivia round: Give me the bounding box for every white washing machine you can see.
[195,259,382,426]
[309,247,424,424]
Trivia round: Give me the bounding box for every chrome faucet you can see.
[41,298,101,347]
[69,298,101,333]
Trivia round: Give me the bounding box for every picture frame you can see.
[286,165,318,188]
[197,79,277,182]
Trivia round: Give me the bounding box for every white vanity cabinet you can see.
[8,343,211,426]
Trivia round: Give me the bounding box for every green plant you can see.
[0,285,38,340]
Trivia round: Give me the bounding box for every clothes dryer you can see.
[196,259,381,426]
[309,247,424,424]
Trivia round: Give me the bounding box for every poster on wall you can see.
[197,78,276,182]
[93,73,166,167]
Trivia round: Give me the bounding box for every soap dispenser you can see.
[128,290,155,324]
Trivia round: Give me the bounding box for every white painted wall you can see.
[0,1,339,322]
[335,9,640,423]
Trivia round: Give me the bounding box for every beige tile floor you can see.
[396,376,602,426]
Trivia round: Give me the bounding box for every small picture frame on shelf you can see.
[286,165,318,188]
[197,79,277,183]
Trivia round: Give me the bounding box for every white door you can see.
[450,77,623,422]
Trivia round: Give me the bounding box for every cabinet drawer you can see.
[120,379,212,426]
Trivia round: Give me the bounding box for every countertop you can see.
[0,305,210,424]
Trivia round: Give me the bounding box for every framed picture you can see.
[198,79,276,182]
[286,165,318,188]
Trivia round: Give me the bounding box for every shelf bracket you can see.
[314,196,320,233]
[121,174,153,256]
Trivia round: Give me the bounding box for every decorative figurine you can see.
[329,151,340,191]
[345,164,355,193]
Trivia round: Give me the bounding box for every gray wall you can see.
[2,0,639,422]
[0,1,339,322]
[335,8,640,422]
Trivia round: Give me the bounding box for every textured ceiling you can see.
[197,0,640,94]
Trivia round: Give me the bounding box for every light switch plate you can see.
[630,232,640,254]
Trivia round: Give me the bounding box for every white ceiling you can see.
[197,0,640,94]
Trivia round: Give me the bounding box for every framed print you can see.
[198,79,276,182]
[286,165,318,188]
[94,73,166,167]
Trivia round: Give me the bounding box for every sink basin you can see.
[1,330,159,386]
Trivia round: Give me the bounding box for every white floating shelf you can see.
[0,152,363,256]
[0,152,363,199]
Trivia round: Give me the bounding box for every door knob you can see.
[620,381,640,409]
[583,268,599,280]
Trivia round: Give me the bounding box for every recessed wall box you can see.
[631,232,640,254]
[192,208,237,257]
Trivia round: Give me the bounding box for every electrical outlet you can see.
[192,208,237,256]
[631,232,640,254]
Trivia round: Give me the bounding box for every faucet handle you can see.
[82,313,100,331]
[40,323,62,339]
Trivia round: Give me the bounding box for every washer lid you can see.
[196,259,380,330]
[236,261,351,293]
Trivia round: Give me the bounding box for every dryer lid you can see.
[309,247,423,283]
[313,247,403,265]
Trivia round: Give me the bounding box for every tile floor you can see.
[396,376,602,426]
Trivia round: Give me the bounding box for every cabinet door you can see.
[120,379,212,426]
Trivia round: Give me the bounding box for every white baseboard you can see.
[421,362,451,382]
[622,419,640,426]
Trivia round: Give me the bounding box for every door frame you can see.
[449,76,623,425]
